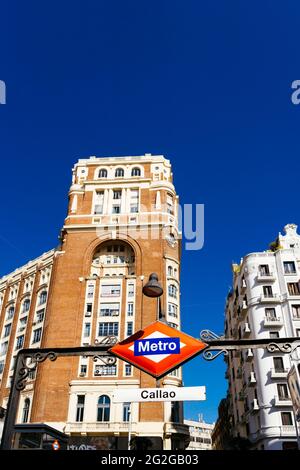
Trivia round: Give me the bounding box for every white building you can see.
[184,418,214,450]
[225,224,300,450]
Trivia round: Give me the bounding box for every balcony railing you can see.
[270,368,289,379]
[274,396,293,407]
[281,425,296,436]
[263,315,283,327]
[257,272,276,282]
[260,293,280,303]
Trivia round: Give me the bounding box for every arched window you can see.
[168,284,177,298]
[131,167,141,177]
[98,169,108,178]
[22,298,30,313]
[22,398,30,423]
[38,290,47,306]
[115,168,124,177]
[97,395,110,422]
[167,266,173,276]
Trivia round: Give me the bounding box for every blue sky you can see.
[1,1,300,423]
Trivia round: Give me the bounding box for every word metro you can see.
[134,337,180,356]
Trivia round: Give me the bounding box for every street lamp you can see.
[142,273,165,322]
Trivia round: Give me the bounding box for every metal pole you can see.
[128,403,132,450]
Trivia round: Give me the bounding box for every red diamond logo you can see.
[109,321,207,378]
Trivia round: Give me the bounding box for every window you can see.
[113,190,122,200]
[76,395,85,422]
[292,305,300,319]
[115,168,124,177]
[98,322,119,337]
[297,329,300,337]
[131,167,141,177]
[101,284,121,297]
[99,303,120,316]
[3,324,11,338]
[263,286,273,297]
[0,360,4,374]
[32,328,42,344]
[265,308,276,319]
[284,261,296,274]
[126,322,133,336]
[15,335,24,350]
[277,383,289,399]
[87,284,95,298]
[22,299,30,313]
[97,395,110,421]
[0,341,8,355]
[168,322,178,329]
[22,398,30,423]
[168,303,178,318]
[95,365,117,376]
[36,309,45,323]
[168,284,178,298]
[38,291,47,306]
[281,412,293,426]
[288,283,300,296]
[127,303,134,316]
[112,205,120,214]
[123,402,130,422]
[80,364,87,376]
[259,265,270,276]
[125,364,132,376]
[270,331,280,339]
[83,323,91,338]
[98,169,107,178]
[130,189,139,213]
[167,266,173,276]
[94,191,104,214]
[166,193,174,215]
[7,306,14,320]
[273,357,284,372]
[128,284,134,297]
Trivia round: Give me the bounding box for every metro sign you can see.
[109,321,207,378]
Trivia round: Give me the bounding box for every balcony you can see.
[248,371,257,386]
[256,272,276,282]
[280,425,297,436]
[260,293,280,303]
[251,399,260,413]
[242,323,251,338]
[270,368,289,379]
[164,422,190,437]
[245,348,254,361]
[263,316,283,327]
[274,396,293,407]
[66,421,137,433]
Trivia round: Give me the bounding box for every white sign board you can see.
[112,386,206,403]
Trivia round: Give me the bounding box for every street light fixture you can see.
[142,273,165,322]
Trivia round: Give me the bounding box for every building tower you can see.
[0,154,190,449]
[224,224,300,450]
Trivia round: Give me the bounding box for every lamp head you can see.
[142,273,163,298]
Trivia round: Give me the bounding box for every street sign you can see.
[112,386,206,403]
[109,321,207,378]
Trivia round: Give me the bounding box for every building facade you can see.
[0,154,190,449]
[184,418,214,450]
[224,224,300,450]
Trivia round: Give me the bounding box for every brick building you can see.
[0,154,190,449]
